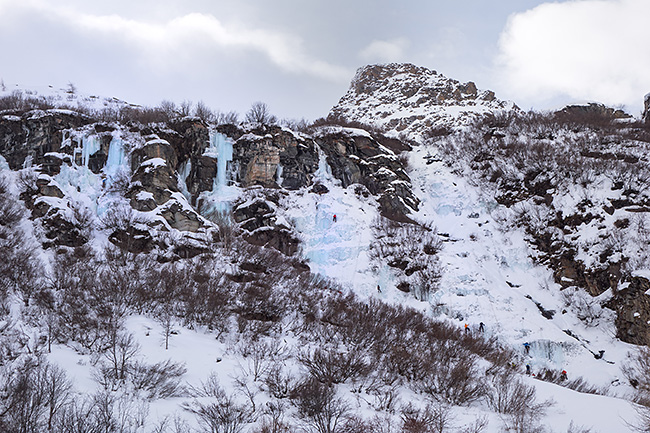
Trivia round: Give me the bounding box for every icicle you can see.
[80,135,100,167]
[211,131,233,190]
[178,159,192,202]
[202,131,237,214]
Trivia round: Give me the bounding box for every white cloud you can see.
[0,0,350,83]
[359,38,410,63]
[496,0,650,112]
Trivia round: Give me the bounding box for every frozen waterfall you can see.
[202,131,238,214]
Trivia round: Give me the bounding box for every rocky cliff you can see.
[0,104,419,257]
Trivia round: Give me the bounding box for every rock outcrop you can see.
[644,93,650,124]
[223,125,319,190]
[233,195,300,256]
[0,110,90,169]
[315,127,419,222]
[607,276,650,346]
[329,63,516,141]
[558,103,631,120]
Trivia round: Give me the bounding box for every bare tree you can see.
[159,100,178,119]
[215,110,240,125]
[245,102,277,125]
[195,100,215,123]
[104,331,140,383]
[0,358,72,433]
[179,100,193,117]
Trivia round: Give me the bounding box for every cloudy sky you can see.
[1,0,648,120]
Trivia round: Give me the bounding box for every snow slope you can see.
[279,140,640,431]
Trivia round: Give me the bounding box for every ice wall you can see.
[201,131,238,214]
[104,136,125,177]
[210,131,233,191]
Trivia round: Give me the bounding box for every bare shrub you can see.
[235,281,287,324]
[0,90,56,112]
[263,362,298,399]
[298,346,370,385]
[565,421,593,433]
[184,374,253,433]
[291,377,350,433]
[215,110,240,125]
[235,339,283,382]
[179,100,193,117]
[417,344,486,405]
[184,272,233,337]
[159,100,178,119]
[97,331,139,389]
[118,105,169,124]
[255,400,292,433]
[486,373,536,414]
[459,415,489,433]
[493,375,553,433]
[281,118,311,133]
[534,368,604,395]
[622,345,650,430]
[400,402,455,433]
[130,359,187,399]
[0,175,43,306]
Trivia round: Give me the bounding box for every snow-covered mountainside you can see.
[1,68,650,433]
[329,63,517,141]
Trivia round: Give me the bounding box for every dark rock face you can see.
[41,211,88,249]
[161,118,210,164]
[315,128,419,222]
[227,125,319,190]
[109,227,156,254]
[128,136,206,232]
[233,198,276,231]
[0,110,90,170]
[243,228,300,256]
[155,119,214,205]
[233,195,300,255]
[607,276,650,345]
[644,93,650,124]
[131,137,179,172]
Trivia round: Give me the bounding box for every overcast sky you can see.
[1,0,648,120]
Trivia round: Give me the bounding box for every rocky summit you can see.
[329,63,517,141]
